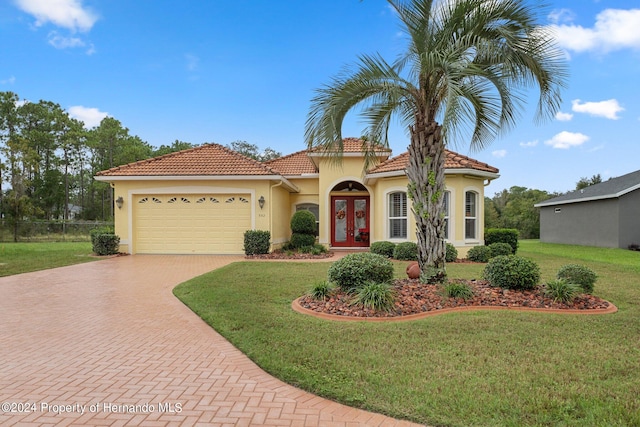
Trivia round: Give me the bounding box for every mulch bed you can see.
[297,279,612,318]
[245,250,334,260]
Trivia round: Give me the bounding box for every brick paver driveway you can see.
[0,255,421,426]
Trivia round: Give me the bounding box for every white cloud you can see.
[519,140,538,148]
[68,106,108,128]
[48,32,85,49]
[571,99,624,120]
[14,0,98,32]
[544,131,590,149]
[1,76,16,85]
[492,149,507,158]
[549,8,640,54]
[555,111,573,121]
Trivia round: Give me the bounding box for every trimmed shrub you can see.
[290,210,317,235]
[328,252,394,293]
[309,281,335,300]
[467,245,491,263]
[93,233,120,255]
[485,228,519,254]
[441,281,474,300]
[243,230,271,255]
[488,242,513,258]
[393,241,418,261]
[370,241,396,258]
[557,264,597,294]
[289,233,316,249]
[445,243,458,263]
[544,279,582,303]
[90,226,114,246]
[351,281,396,312]
[483,255,541,290]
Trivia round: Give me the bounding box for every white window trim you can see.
[463,187,481,243]
[384,187,409,241]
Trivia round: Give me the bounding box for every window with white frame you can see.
[465,191,477,239]
[388,192,407,239]
[443,191,450,239]
[296,203,319,235]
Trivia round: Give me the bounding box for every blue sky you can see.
[2,0,639,196]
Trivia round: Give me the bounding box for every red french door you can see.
[331,196,370,247]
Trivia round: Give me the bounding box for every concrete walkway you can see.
[0,255,422,426]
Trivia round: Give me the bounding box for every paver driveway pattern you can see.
[0,255,423,426]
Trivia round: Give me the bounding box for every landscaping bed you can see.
[245,249,334,260]
[297,278,612,318]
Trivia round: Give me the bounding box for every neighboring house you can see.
[535,169,640,249]
[95,138,499,255]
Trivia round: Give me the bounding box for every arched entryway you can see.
[330,180,370,248]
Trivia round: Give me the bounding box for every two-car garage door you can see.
[133,193,251,254]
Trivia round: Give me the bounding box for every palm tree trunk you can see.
[406,121,447,283]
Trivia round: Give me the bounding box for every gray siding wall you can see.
[539,198,619,248]
[618,190,640,248]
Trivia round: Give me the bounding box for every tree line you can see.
[0,91,196,234]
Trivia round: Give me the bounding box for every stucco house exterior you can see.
[535,169,640,248]
[95,138,499,255]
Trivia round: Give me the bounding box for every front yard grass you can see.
[0,242,96,277]
[174,243,640,427]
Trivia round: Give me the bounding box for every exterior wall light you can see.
[258,196,265,210]
[115,196,124,209]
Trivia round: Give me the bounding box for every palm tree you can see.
[305,0,567,282]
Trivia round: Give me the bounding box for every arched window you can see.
[296,203,319,236]
[388,192,407,239]
[465,191,477,239]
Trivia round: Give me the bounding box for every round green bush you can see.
[393,241,418,261]
[445,243,458,263]
[467,245,491,263]
[482,255,541,290]
[290,210,317,235]
[289,233,316,249]
[488,242,513,258]
[328,252,394,293]
[556,264,597,294]
[370,241,396,258]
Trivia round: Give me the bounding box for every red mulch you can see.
[298,279,611,318]
[245,250,334,260]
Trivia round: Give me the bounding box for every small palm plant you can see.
[544,280,582,304]
[350,281,396,312]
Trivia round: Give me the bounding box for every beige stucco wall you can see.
[316,156,374,246]
[369,173,487,256]
[105,156,490,255]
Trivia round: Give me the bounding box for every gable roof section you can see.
[264,150,318,176]
[535,169,640,207]
[367,150,500,176]
[95,143,281,177]
[308,137,392,154]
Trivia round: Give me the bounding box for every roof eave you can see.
[364,168,499,184]
[94,174,300,192]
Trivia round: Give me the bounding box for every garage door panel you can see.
[134,193,251,254]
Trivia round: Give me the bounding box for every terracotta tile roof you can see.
[264,150,318,175]
[368,150,499,174]
[96,143,280,177]
[309,137,392,154]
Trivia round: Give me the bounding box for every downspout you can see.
[269,180,284,251]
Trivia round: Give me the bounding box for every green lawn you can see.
[174,242,640,427]
[0,242,97,277]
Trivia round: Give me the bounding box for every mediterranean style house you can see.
[95,138,499,255]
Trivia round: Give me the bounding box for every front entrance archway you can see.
[330,181,370,248]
